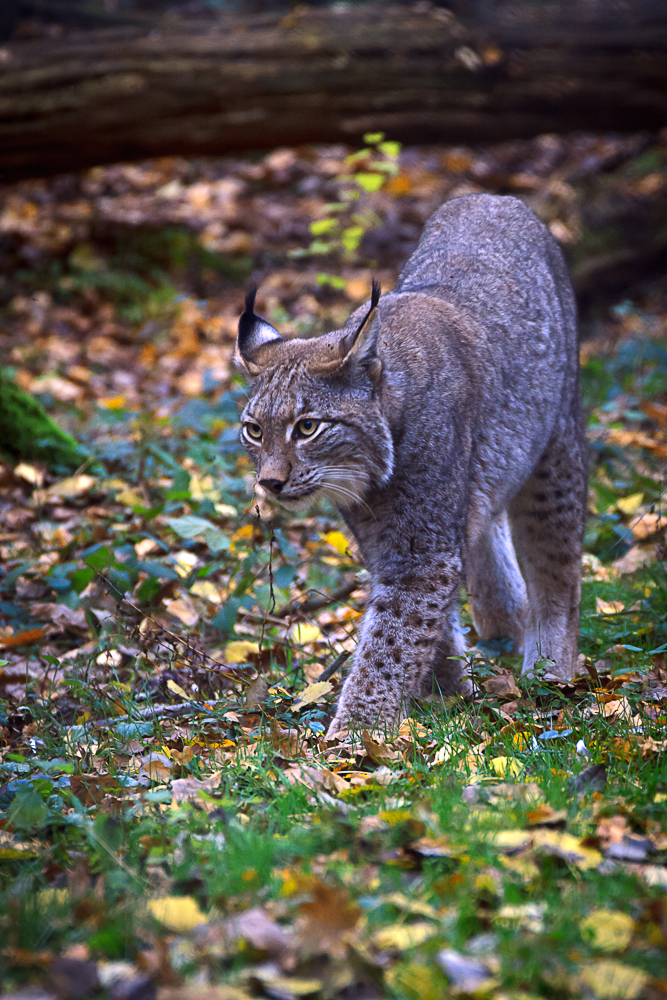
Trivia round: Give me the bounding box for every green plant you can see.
[290,132,401,266]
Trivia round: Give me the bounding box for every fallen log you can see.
[0,2,666,180]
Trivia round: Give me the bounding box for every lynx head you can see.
[235,283,394,510]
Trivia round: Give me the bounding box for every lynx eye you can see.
[244,421,263,442]
[294,418,321,440]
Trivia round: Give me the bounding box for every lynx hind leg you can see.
[466,510,527,656]
[427,605,472,698]
[509,416,587,680]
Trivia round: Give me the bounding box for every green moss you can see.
[0,371,87,472]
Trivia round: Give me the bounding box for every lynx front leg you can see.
[327,563,463,737]
[509,411,587,679]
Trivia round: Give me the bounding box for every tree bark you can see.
[0,2,666,181]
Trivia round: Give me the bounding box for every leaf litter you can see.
[0,131,667,998]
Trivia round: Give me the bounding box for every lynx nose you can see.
[259,477,286,495]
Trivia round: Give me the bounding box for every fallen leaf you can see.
[496,902,547,933]
[14,462,44,486]
[628,511,663,540]
[225,640,260,663]
[410,836,455,857]
[190,580,222,603]
[158,986,252,1000]
[437,949,499,992]
[245,677,269,710]
[322,530,350,555]
[147,896,208,933]
[194,907,294,956]
[297,879,361,958]
[372,921,438,951]
[164,596,199,627]
[613,545,657,575]
[0,628,46,647]
[616,493,644,515]
[531,830,602,870]
[526,805,567,827]
[580,910,634,952]
[166,678,190,700]
[70,773,123,807]
[576,960,648,999]
[483,672,520,698]
[31,604,87,629]
[46,474,96,499]
[486,829,532,851]
[171,773,222,810]
[361,731,403,765]
[138,753,172,784]
[247,971,323,997]
[385,963,447,1000]
[292,680,332,711]
[490,756,523,779]
[596,598,625,615]
[289,623,324,644]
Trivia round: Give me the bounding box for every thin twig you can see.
[276,577,361,619]
[317,651,351,683]
[95,571,252,686]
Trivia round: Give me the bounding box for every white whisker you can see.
[320,479,374,518]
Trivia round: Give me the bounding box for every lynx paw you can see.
[327,674,407,740]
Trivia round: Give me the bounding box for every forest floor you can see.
[1,131,667,1000]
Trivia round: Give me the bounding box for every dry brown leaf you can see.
[0,628,46,647]
[483,671,520,698]
[361,731,403,765]
[297,879,361,958]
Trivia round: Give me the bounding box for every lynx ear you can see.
[236,288,283,371]
[339,279,381,368]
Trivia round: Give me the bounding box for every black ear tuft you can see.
[349,278,381,348]
[237,287,283,363]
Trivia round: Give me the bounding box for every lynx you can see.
[236,194,587,737]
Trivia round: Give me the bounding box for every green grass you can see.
[1,323,667,997]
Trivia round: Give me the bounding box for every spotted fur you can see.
[235,194,587,736]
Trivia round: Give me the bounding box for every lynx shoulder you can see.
[235,194,587,735]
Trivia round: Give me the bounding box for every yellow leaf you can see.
[383,892,439,919]
[531,830,602,870]
[496,902,546,933]
[215,502,237,517]
[289,623,324,644]
[372,921,438,951]
[225,640,260,663]
[596,598,625,615]
[174,550,199,576]
[616,493,643,515]
[293,680,333,711]
[322,530,350,556]
[37,888,69,906]
[577,961,648,999]
[167,679,190,700]
[432,742,456,765]
[486,830,532,851]
[116,486,145,508]
[580,910,634,952]
[164,597,199,627]
[190,580,222,603]
[99,394,126,410]
[134,538,158,557]
[47,474,96,499]
[147,896,207,933]
[14,462,43,486]
[385,962,446,1000]
[490,756,523,779]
